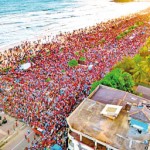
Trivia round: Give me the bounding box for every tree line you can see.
[91,37,150,93]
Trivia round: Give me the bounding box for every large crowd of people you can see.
[0,11,150,149]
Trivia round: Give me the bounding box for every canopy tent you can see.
[19,62,31,70]
[51,144,62,150]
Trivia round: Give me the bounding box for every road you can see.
[1,126,39,150]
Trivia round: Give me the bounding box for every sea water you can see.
[0,0,150,50]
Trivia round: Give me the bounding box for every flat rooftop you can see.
[67,85,150,150]
[67,99,150,149]
[89,85,150,107]
[136,85,150,100]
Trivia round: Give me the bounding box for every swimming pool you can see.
[130,118,148,132]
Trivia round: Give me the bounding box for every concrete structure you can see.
[136,85,150,100]
[100,104,122,119]
[67,85,150,150]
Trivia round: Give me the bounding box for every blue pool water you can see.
[130,118,148,132]
[0,0,150,49]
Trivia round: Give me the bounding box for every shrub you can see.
[124,30,129,34]
[60,48,63,52]
[81,49,85,53]
[101,38,106,43]
[75,51,79,56]
[20,59,25,64]
[68,59,78,67]
[116,22,142,40]
[139,93,143,97]
[90,81,101,93]
[116,35,122,40]
[61,69,65,73]
[45,77,51,82]
[79,57,86,61]
[2,67,12,72]
[135,21,143,26]
[139,46,149,57]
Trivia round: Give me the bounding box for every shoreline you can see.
[0,6,150,54]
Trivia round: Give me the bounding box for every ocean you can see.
[0,0,150,50]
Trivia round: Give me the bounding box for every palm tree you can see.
[133,54,142,65]
[114,56,135,74]
[131,64,147,83]
[139,46,149,58]
[141,56,150,79]
[146,37,150,47]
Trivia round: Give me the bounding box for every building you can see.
[67,85,150,150]
[136,85,150,100]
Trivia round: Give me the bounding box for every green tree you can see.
[90,68,134,93]
[122,72,135,91]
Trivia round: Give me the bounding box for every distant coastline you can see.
[113,0,150,2]
[113,0,134,2]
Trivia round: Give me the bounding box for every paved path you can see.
[0,112,24,141]
[0,112,39,150]
[1,126,39,150]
